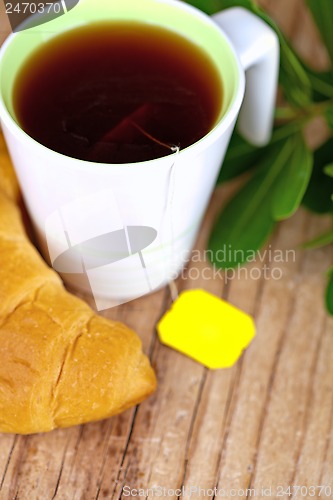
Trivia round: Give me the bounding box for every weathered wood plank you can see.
[292,314,333,488]
[249,215,332,495]
[203,213,305,495]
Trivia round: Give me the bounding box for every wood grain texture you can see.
[1,1,333,499]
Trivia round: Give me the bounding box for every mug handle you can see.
[213,7,279,146]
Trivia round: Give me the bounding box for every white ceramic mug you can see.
[0,0,279,309]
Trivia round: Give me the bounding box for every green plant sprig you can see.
[275,99,333,122]
[185,0,333,315]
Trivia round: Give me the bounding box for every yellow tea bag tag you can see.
[157,289,255,369]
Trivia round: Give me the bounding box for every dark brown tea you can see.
[13,22,223,163]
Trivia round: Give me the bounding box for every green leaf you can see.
[208,138,294,268]
[252,10,312,107]
[325,106,333,131]
[183,0,256,15]
[217,123,303,184]
[325,269,333,316]
[272,134,313,220]
[306,0,333,66]
[303,139,333,214]
[303,228,333,249]
[304,66,333,102]
[278,40,312,107]
[207,0,255,12]
[182,0,222,15]
[217,131,265,183]
[324,163,333,177]
[244,5,312,107]
[230,1,312,107]
[185,0,312,107]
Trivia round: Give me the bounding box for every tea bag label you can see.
[157,289,256,369]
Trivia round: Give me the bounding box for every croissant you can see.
[0,137,156,434]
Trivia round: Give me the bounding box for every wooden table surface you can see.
[0,1,333,499]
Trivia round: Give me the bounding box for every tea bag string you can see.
[130,120,180,300]
[130,121,179,152]
[163,143,179,302]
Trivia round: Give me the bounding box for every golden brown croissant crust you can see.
[0,139,156,434]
